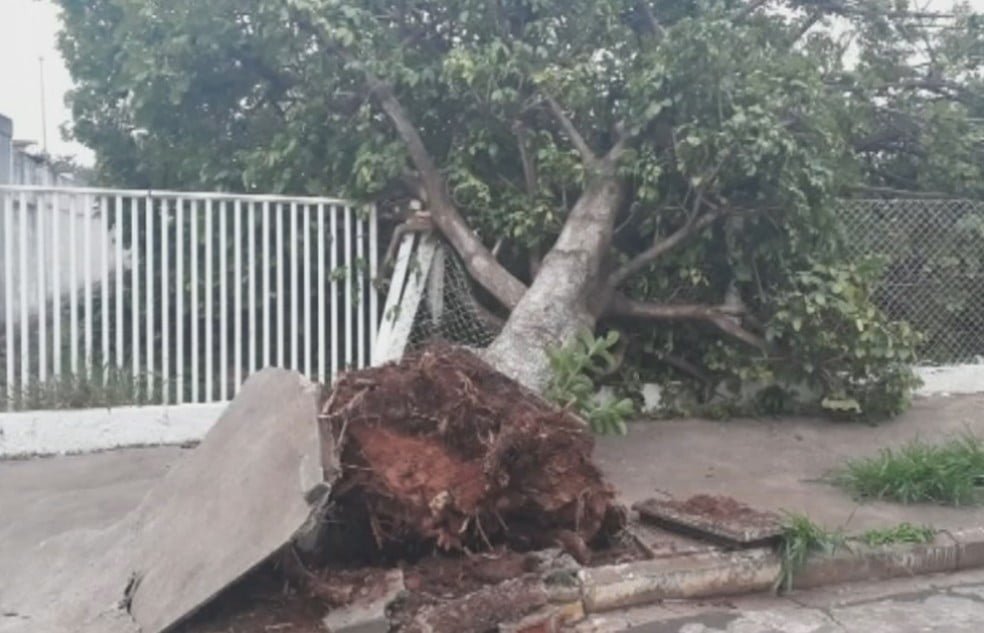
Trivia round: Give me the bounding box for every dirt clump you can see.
[320,344,625,562]
[673,495,750,520]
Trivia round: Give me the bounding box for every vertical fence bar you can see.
[248,201,258,375]
[329,205,339,380]
[262,201,271,368]
[84,193,94,374]
[369,204,379,357]
[52,192,62,378]
[100,197,110,379]
[356,212,366,369]
[175,198,184,404]
[220,200,229,399]
[18,191,29,391]
[205,199,214,402]
[130,196,139,382]
[234,199,243,394]
[317,204,327,383]
[276,203,285,368]
[70,195,79,375]
[290,202,299,370]
[114,195,123,370]
[36,194,47,383]
[160,198,170,403]
[144,194,154,399]
[4,193,15,405]
[191,200,199,403]
[344,205,354,369]
[303,204,312,378]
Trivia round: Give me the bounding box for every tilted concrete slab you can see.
[127,369,332,633]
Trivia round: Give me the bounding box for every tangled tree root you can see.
[320,345,625,562]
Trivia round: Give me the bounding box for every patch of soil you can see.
[322,344,625,560]
[671,495,755,521]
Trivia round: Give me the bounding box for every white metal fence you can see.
[0,185,378,410]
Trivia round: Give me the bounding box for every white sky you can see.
[0,0,982,167]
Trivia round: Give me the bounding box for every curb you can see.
[566,527,984,617]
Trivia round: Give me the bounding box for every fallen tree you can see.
[58,0,984,414]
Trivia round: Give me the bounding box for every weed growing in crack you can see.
[776,513,844,593]
[859,523,935,547]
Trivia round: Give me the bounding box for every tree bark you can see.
[484,173,627,391]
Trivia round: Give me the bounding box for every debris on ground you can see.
[634,494,783,546]
[126,345,626,633]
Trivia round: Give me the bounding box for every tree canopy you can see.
[57,0,984,416]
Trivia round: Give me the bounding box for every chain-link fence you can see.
[404,199,984,367]
[405,244,499,351]
[840,198,984,365]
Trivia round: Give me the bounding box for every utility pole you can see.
[39,56,48,155]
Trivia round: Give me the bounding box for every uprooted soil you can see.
[319,344,626,562]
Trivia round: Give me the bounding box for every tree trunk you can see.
[484,175,625,391]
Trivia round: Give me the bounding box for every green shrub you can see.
[546,331,635,435]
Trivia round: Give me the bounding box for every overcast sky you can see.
[1,0,982,166]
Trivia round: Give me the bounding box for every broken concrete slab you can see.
[634,495,783,547]
[126,369,332,633]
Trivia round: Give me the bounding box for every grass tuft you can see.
[859,523,935,547]
[776,513,844,593]
[835,435,984,506]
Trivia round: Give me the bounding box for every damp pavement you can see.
[576,567,984,632]
[594,393,984,534]
[3,394,984,628]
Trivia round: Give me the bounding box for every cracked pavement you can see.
[577,568,984,632]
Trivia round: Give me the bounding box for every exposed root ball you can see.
[322,345,625,559]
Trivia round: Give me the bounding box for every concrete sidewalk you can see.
[2,395,984,628]
[595,394,984,534]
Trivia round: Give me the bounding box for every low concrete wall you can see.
[915,364,984,396]
[0,402,226,458]
[2,364,981,458]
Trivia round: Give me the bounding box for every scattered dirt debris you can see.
[320,344,626,563]
[634,494,783,546]
[175,563,328,633]
[180,550,554,633]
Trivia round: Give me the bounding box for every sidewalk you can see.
[595,394,984,534]
[2,395,983,629]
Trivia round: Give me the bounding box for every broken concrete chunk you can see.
[126,369,333,633]
[321,569,405,633]
[407,577,550,633]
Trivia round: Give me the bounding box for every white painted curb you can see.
[0,402,226,458]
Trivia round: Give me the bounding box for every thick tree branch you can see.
[609,295,769,352]
[366,77,528,309]
[607,207,730,289]
[543,94,598,166]
[512,120,538,197]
